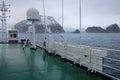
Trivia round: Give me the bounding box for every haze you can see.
[1,0,120,30]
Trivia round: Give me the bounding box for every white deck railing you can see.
[35,39,120,80]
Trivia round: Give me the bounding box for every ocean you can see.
[19,33,120,49]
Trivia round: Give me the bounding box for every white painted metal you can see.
[62,0,64,28]
[36,35,120,79]
[8,30,18,41]
[42,0,47,38]
[0,0,10,42]
[22,39,28,48]
[45,35,55,53]
[79,0,82,63]
[27,8,39,49]
[44,36,107,72]
[27,8,39,21]
[30,22,36,49]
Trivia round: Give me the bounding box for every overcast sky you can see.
[1,0,120,29]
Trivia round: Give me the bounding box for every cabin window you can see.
[10,34,12,38]
[13,34,17,38]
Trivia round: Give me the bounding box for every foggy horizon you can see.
[0,0,120,29]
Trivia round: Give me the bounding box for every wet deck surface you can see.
[0,44,105,80]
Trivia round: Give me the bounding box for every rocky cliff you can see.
[106,24,120,33]
[14,16,65,33]
[86,24,120,33]
[86,26,106,33]
[72,29,80,33]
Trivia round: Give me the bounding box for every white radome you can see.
[27,8,39,21]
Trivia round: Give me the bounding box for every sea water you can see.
[19,33,120,49]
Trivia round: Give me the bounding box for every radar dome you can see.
[27,8,39,21]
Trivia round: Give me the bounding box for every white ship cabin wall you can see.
[8,30,18,43]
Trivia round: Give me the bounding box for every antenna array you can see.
[0,0,10,42]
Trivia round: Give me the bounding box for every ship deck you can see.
[0,43,106,80]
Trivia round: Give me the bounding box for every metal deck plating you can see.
[0,43,106,80]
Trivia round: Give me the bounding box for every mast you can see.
[0,0,10,42]
[79,0,82,52]
[62,0,64,28]
[42,0,47,38]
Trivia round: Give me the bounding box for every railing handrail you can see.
[92,46,120,53]
[35,41,120,79]
[92,54,120,62]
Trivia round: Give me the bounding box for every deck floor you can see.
[0,44,105,80]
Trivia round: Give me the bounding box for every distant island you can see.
[86,24,120,33]
[72,29,80,33]
[15,16,65,33]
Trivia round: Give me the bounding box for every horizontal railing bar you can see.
[55,49,120,72]
[91,54,120,62]
[99,71,120,80]
[103,64,120,72]
[35,41,120,79]
[92,46,120,53]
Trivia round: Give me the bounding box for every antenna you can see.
[62,0,64,28]
[79,0,81,41]
[79,0,82,56]
[0,0,10,42]
[42,0,47,38]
